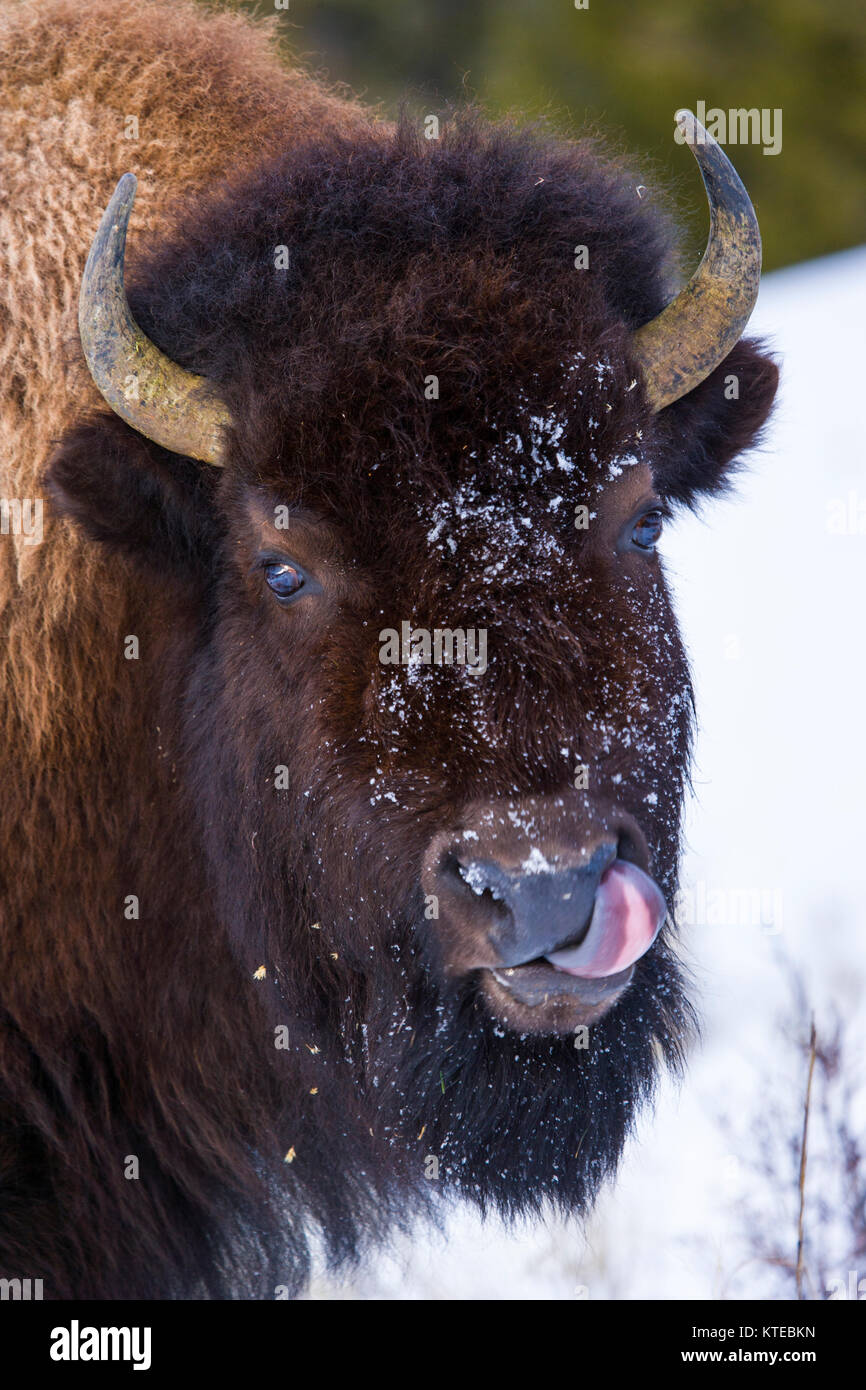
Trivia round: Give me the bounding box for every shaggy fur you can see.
[0,0,778,1298]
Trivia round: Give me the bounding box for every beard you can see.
[359,918,695,1222]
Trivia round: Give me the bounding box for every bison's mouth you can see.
[477,860,667,1033]
[487,957,635,1018]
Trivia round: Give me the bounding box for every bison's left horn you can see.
[79,173,231,465]
[631,110,762,412]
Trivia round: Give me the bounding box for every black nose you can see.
[438,840,617,966]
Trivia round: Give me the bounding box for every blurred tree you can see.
[228,0,864,270]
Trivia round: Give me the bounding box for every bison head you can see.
[49,110,777,1251]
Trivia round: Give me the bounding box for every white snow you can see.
[521,846,556,875]
[459,862,490,895]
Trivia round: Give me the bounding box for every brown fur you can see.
[0,0,379,1299]
[0,0,371,740]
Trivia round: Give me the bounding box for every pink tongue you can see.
[544,861,666,979]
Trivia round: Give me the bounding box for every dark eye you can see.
[631,510,664,552]
[264,561,305,600]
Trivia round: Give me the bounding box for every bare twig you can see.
[796,1017,818,1299]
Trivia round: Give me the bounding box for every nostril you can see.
[615,827,649,874]
[440,854,513,923]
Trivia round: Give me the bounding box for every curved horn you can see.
[632,109,762,411]
[79,173,231,464]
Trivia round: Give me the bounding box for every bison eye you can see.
[630,510,664,552]
[264,561,305,601]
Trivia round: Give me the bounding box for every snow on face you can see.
[372,362,655,754]
[425,478,565,582]
[420,377,644,582]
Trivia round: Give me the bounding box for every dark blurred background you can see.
[227,0,865,271]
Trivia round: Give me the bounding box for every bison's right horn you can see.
[79,173,231,465]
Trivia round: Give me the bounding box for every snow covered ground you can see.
[309,246,866,1300]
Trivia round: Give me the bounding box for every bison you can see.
[0,0,778,1299]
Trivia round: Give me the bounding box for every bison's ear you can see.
[47,414,220,578]
[652,338,779,506]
